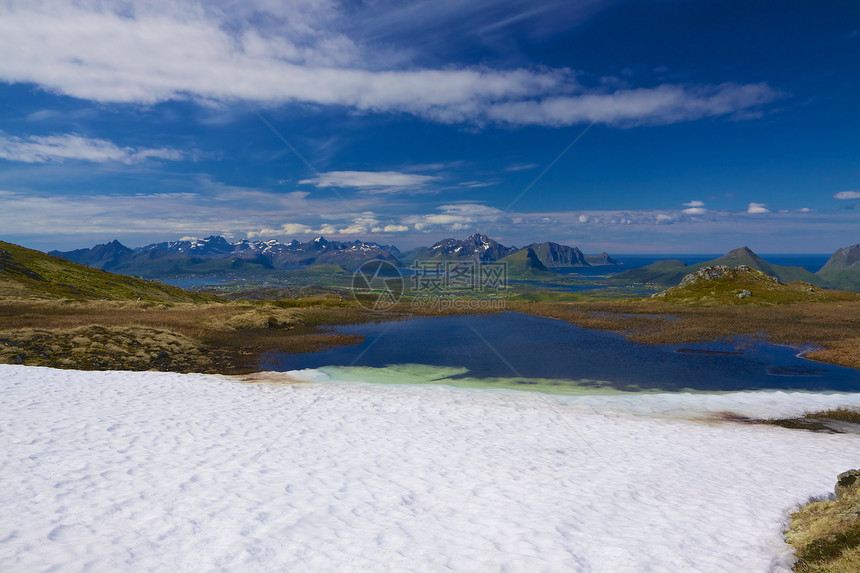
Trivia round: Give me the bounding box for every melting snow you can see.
[2,365,858,572]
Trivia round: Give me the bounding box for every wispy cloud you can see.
[0,131,183,164]
[0,1,782,128]
[834,190,860,200]
[484,83,782,127]
[299,170,440,193]
[505,163,539,172]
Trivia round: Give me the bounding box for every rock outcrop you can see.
[677,265,779,287]
[836,469,860,500]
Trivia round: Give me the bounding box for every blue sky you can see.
[1,0,858,254]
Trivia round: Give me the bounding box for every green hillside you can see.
[817,243,860,291]
[0,241,213,302]
[614,247,824,286]
[817,269,860,291]
[499,247,558,279]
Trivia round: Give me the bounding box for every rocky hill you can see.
[524,242,588,267]
[615,246,823,287]
[649,265,859,305]
[584,252,621,266]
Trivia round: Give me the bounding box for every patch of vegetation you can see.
[0,325,217,372]
[765,418,841,433]
[807,408,860,424]
[763,408,860,433]
[786,490,860,572]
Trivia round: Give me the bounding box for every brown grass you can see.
[786,492,860,572]
[0,299,374,374]
[763,407,860,433]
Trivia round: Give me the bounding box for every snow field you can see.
[2,365,860,572]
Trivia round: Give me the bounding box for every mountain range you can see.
[51,236,401,276]
[45,235,860,292]
[50,234,621,278]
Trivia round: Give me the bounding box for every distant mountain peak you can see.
[422,234,516,261]
[816,243,860,290]
[727,246,756,256]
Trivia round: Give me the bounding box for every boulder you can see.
[835,469,860,500]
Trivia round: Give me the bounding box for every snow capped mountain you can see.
[145,236,235,256]
[51,233,617,280]
[418,233,518,262]
[50,236,402,276]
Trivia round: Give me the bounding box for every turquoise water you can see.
[261,312,860,393]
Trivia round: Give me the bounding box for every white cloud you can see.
[299,171,440,192]
[747,202,770,214]
[484,83,781,127]
[834,191,860,200]
[0,1,782,128]
[383,224,409,232]
[682,200,707,215]
[0,131,183,164]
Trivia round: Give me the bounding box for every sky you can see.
[0,0,858,254]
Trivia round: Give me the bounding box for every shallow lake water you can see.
[261,312,860,394]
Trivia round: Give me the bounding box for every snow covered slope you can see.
[2,365,859,572]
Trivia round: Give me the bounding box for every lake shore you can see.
[2,297,860,375]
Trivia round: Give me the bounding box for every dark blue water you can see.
[262,312,860,393]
